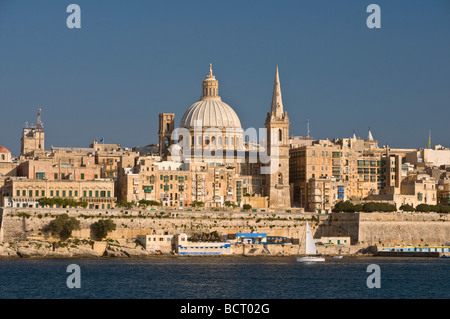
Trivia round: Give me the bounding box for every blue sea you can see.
[0,257,448,299]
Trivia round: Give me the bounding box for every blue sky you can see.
[0,0,449,156]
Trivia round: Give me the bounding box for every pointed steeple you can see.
[366,127,374,141]
[352,129,357,140]
[271,66,284,118]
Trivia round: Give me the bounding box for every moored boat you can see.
[296,221,325,263]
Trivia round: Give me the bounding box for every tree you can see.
[332,201,356,213]
[116,200,134,209]
[45,213,81,240]
[190,201,204,208]
[91,219,117,240]
[243,204,252,210]
[138,199,161,208]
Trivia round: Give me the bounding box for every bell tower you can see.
[264,67,291,209]
[21,108,45,157]
[159,113,175,157]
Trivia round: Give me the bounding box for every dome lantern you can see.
[201,63,219,99]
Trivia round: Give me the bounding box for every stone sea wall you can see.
[1,208,448,252]
[0,207,316,244]
[317,212,450,246]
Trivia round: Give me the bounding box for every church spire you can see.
[366,127,374,141]
[271,66,284,118]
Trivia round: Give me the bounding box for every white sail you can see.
[305,221,317,255]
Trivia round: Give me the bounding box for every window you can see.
[81,173,85,180]
[36,172,45,180]
[75,190,78,196]
[51,190,54,197]
[29,190,32,197]
[107,191,111,197]
[69,190,72,197]
[62,190,66,197]
[56,190,60,197]
[61,173,65,179]
[94,174,98,179]
[89,191,92,197]
[54,173,58,180]
[95,190,99,197]
[16,190,20,196]
[83,190,87,197]
[22,190,26,196]
[35,190,39,196]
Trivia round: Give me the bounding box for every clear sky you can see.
[0,0,449,156]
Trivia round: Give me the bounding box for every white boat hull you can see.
[296,256,325,262]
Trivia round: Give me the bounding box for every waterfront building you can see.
[175,233,232,255]
[136,233,174,253]
[1,177,116,209]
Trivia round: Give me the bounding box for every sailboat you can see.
[296,221,325,262]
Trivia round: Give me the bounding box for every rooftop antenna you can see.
[36,107,43,130]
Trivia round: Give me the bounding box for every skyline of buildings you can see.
[1,65,449,212]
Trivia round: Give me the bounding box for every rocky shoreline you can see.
[0,240,171,258]
[0,240,374,259]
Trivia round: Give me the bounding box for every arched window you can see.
[279,129,282,142]
[218,136,222,146]
[225,137,229,146]
[278,173,283,185]
[198,136,202,146]
[191,136,194,146]
[166,123,170,132]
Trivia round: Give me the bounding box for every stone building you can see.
[20,108,45,157]
[1,177,116,209]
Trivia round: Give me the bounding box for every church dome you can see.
[180,98,242,129]
[179,64,242,130]
[0,146,10,153]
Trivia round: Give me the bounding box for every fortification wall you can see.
[1,208,448,247]
[316,212,449,246]
[357,212,449,246]
[0,208,316,243]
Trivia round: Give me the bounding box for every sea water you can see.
[0,257,448,299]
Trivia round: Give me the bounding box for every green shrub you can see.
[400,204,415,212]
